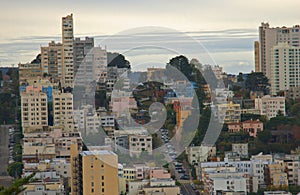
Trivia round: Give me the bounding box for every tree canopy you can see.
[107,52,130,69]
[245,72,270,94]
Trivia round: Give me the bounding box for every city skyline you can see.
[1,0,300,73]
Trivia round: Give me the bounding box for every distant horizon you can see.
[0,27,258,74]
[1,0,300,74]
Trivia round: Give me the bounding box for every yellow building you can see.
[216,101,241,123]
[265,164,289,188]
[70,144,119,195]
[123,167,136,181]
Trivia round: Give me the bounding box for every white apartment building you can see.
[186,145,216,165]
[210,176,248,195]
[251,153,273,187]
[21,91,48,128]
[257,23,300,79]
[201,161,253,175]
[202,167,250,195]
[232,143,249,159]
[85,113,100,134]
[270,43,300,95]
[53,91,74,131]
[128,134,152,157]
[255,95,285,119]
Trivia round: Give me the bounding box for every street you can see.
[181,182,197,195]
[0,125,10,176]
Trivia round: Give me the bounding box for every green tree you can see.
[107,52,130,69]
[257,129,271,143]
[290,102,300,119]
[7,162,23,178]
[245,72,270,94]
[0,173,35,195]
[237,72,244,82]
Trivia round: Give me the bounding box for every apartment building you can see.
[264,163,288,187]
[53,91,74,131]
[186,145,216,165]
[251,153,273,188]
[18,62,43,84]
[21,91,48,128]
[270,43,300,95]
[256,23,300,79]
[62,14,74,87]
[285,86,300,100]
[202,167,250,195]
[22,126,82,162]
[232,143,249,159]
[228,119,263,138]
[213,101,241,123]
[128,134,152,157]
[127,179,180,195]
[73,37,94,75]
[70,144,119,195]
[142,178,180,195]
[255,95,286,119]
[41,41,63,82]
[150,168,171,179]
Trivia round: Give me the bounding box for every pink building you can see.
[150,168,171,179]
[110,96,137,117]
[228,119,263,137]
[26,85,42,92]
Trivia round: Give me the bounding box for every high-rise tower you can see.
[62,14,74,87]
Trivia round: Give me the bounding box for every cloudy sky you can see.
[1,0,300,73]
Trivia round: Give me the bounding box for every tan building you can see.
[62,14,74,87]
[285,86,300,100]
[18,62,43,84]
[70,144,119,195]
[128,134,152,157]
[255,95,285,119]
[147,67,165,81]
[255,41,260,72]
[22,126,82,162]
[264,164,288,188]
[21,91,48,128]
[53,91,74,131]
[41,41,63,82]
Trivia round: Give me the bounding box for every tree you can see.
[291,102,300,119]
[0,173,35,195]
[257,129,271,143]
[7,162,23,178]
[237,72,244,82]
[107,52,130,69]
[245,72,270,94]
